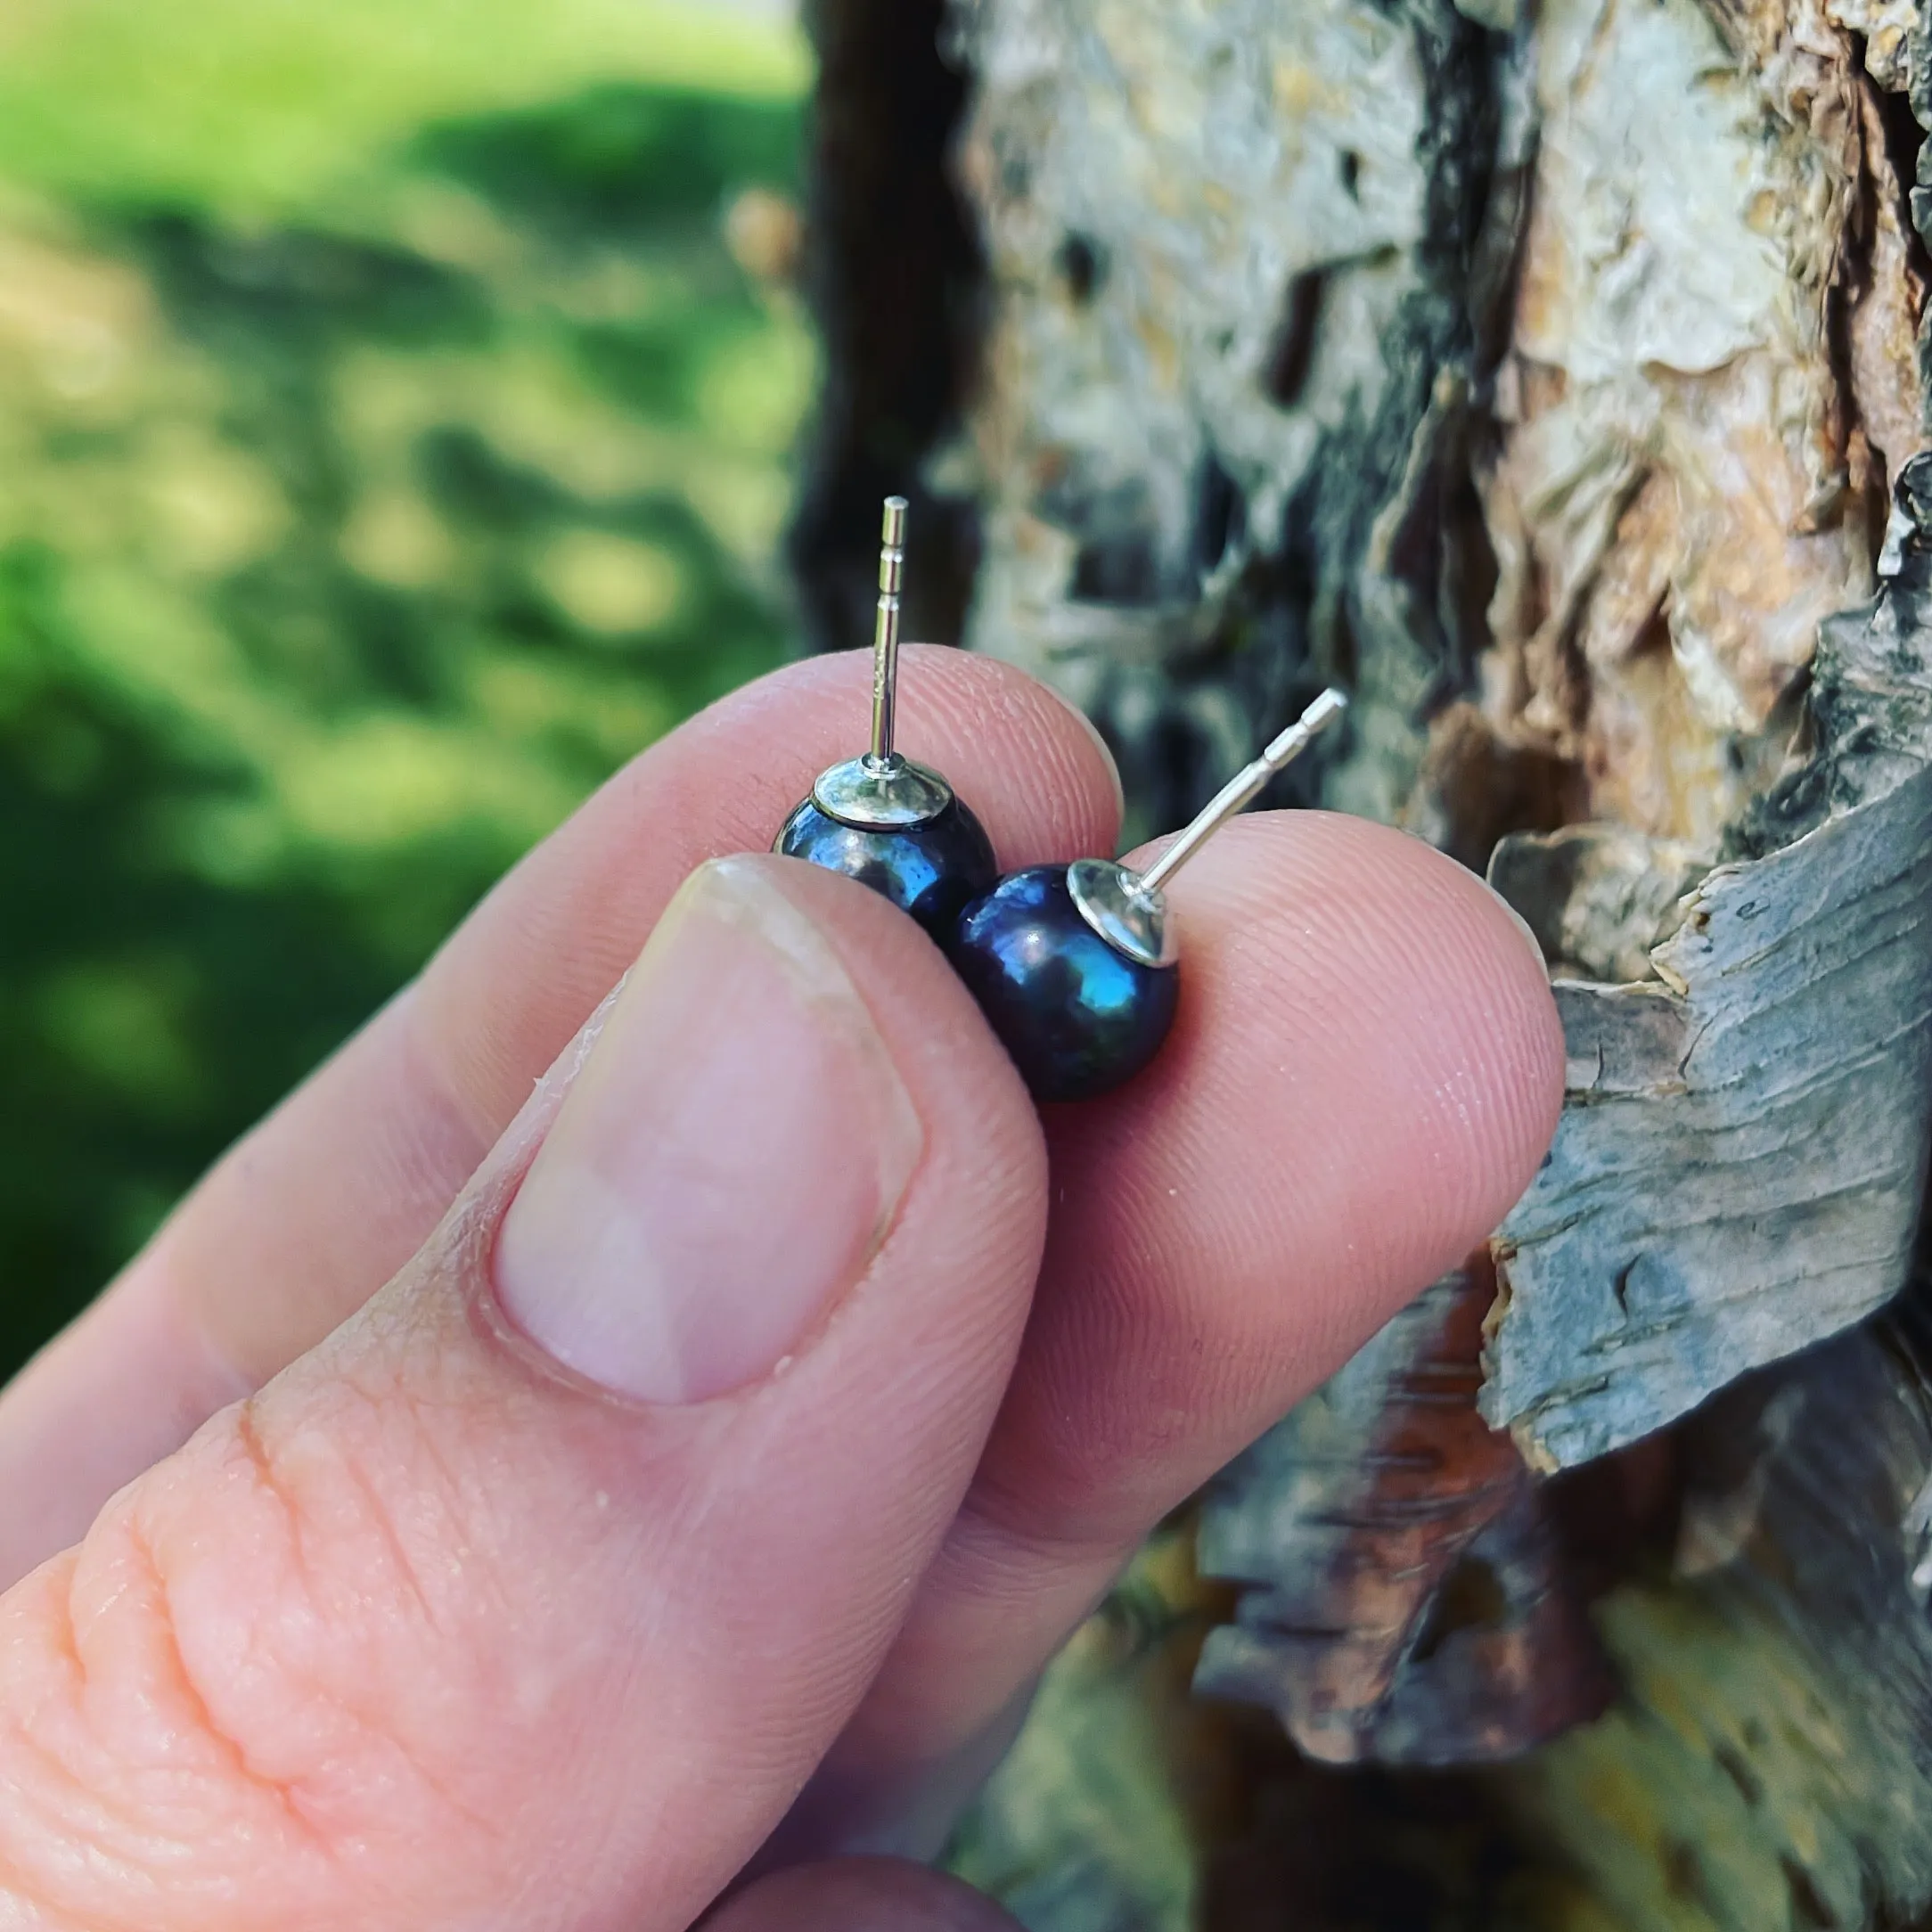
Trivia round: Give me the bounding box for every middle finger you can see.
[776,808,1565,1856]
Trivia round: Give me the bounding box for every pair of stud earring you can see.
[776,498,1347,1103]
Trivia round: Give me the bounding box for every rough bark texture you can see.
[1196,1259,1616,1766]
[1486,598,1932,1467]
[947,0,1505,843]
[797,0,1932,1925]
[790,0,985,655]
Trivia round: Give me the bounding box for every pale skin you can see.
[0,648,1566,1931]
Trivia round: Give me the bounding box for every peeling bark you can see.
[1196,1261,1612,1765]
[803,0,1932,1922]
[947,0,1500,836]
[1485,547,1932,1468]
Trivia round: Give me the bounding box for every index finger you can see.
[0,646,1122,1584]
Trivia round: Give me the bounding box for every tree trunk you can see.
[798,1,1932,1926]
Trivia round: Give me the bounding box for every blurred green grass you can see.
[0,1,815,1372]
[0,0,806,217]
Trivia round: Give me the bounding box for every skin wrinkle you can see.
[0,1535,321,1932]
[0,1561,106,1877]
[113,1514,325,1858]
[294,1366,621,1778]
[0,1845,89,1932]
[153,1403,503,1895]
[220,1403,325,1640]
[348,1381,511,1579]
[293,1405,446,1651]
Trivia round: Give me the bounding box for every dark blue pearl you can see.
[948,866,1179,1104]
[776,795,997,942]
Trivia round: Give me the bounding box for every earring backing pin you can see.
[867,495,907,771]
[1136,687,1347,896]
[1062,688,1347,970]
[804,495,955,830]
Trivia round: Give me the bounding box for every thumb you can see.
[0,857,1047,1932]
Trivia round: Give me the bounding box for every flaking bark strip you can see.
[1196,1265,1609,1764]
[1483,560,1932,1469]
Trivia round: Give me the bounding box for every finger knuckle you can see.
[0,1392,515,1928]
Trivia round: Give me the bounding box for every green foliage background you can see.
[0,0,815,1375]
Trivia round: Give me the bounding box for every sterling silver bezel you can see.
[810,754,954,831]
[1067,856,1176,969]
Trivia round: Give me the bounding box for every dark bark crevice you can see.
[788,0,985,656]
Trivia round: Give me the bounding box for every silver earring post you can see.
[1136,687,1347,895]
[867,495,907,770]
[1068,687,1348,967]
[806,495,955,830]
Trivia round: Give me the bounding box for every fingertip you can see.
[1135,809,1564,1217]
[1362,816,1567,1218]
[1304,813,1565,1180]
[894,645,1123,865]
[1016,809,1570,1515]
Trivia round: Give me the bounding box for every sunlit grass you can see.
[0,4,816,1362]
[0,0,810,218]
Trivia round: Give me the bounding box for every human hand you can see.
[0,650,1563,1930]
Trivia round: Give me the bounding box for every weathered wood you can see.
[1483,556,1932,1468]
[1196,1262,1611,1764]
[947,0,1500,838]
[1460,0,1932,1465]
[801,0,1932,1922]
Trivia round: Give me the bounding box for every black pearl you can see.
[948,865,1179,1103]
[777,794,997,942]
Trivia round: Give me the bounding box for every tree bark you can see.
[800,1,1932,1926]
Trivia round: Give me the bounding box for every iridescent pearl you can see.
[948,866,1179,1103]
[946,688,1350,1106]
[776,795,996,942]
